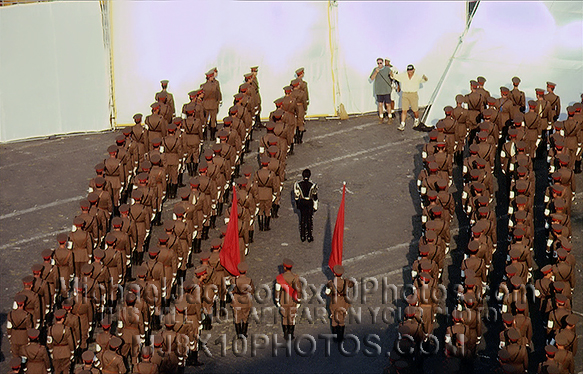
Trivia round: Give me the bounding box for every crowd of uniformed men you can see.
[388,78,580,373]
[7,66,314,373]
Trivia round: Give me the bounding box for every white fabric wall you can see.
[111,0,333,125]
[335,2,467,114]
[0,1,110,142]
[111,1,468,125]
[425,1,583,126]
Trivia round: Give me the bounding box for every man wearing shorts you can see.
[394,64,428,131]
[370,58,394,124]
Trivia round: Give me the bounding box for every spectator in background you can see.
[370,58,394,124]
[394,64,428,131]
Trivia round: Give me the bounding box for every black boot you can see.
[272,204,279,218]
[249,230,254,243]
[190,350,204,367]
[210,216,216,229]
[234,322,241,336]
[242,322,248,337]
[575,160,582,174]
[204,226,211,240]
[217,202,223,216]
[219,300,227,317]
[265,216,271,231]
[254,114,262,128]
[337,325,345,343]
[289,325,295,339]
[193,163,198,175]
[289,142,294,155]
[294,129,301,144]
[299,130,305,144]
[283,325,289,339]
[258,216,264,231]
[196,238,202,253]
[178,173,185,187]
[332,326,339,342]
[154,212,163,226]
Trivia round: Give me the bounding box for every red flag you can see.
[328,183,346,271]
[220,186,240,276]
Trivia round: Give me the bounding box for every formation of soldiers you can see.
[7,66,311,373]
[387,78,580,373]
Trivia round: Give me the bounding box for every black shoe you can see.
[249,230,254,243]
[265,217,271,231]
[283,325,289,339]
[301,235,306,242]
[210,216,216,229]
[289,325,295,339]
[307,236,314,242]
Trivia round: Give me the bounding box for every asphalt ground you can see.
[0,112,581,373]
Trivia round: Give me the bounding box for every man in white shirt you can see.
[394,64,428,131]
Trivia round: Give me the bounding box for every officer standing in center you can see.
[293,168,318,242]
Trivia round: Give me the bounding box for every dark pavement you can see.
[1,113,581,373]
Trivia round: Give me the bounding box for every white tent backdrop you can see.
[425,1,583,127]
[111,1,469,125]
[0,1,110,142]
[111,0,334,125]
[2,1,581,141]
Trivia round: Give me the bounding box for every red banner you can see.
[220,186,240,276]
[328,183,345,271]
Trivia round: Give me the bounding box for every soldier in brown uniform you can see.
[162,122,183,198]
[16,276,41,330]
[95,316,113,354]
[509,77,526,113]
[157,80,175,117]
[104,145,125,209]
[118,293,144,368]
[290,77,307,144]
[545,82,561,121]
[230,262,254,338]
[71,214,93,277]
[156,233,178,306]
[146,102,167,149]
[554,332,575,374]
[129,190,151,261]
[97,336,126,374]
[40,248,59,309]
[325,265,354,342]
[76,350,101,373]
[143,247,163,330]
[202,69,222,140]
[8,357,22,374]
[275,258,302,339]
[159,313,189,370]
[131,113,149,159]
[151,335,179,374]
[133,346,159,374]
[7,294,33,358]
[535,88,553,130]
[31,264,51,322]
[254,156,278,231]
[20,328,51,374]
[47,309,76,374]
[465,80,485,138]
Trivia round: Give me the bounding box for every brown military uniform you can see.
[20,341,51,374]
[47,323,76,374]
[7,307,33,357]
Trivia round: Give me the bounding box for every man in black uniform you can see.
[293,169,318,242]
